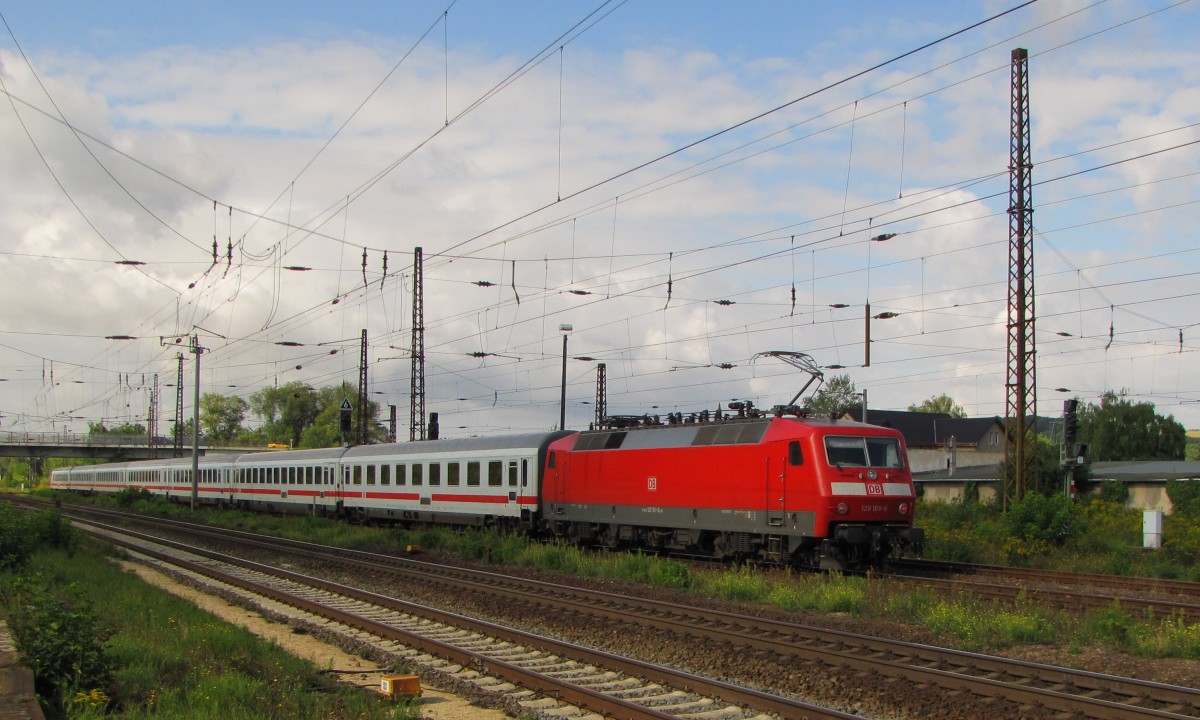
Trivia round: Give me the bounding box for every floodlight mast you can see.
[751,351,825,407]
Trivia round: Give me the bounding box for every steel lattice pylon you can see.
[148,374,158,455]
[356,329,368,446]
[410,247,426,441]
[174,354,184,458]
[595,363,607,428]
[1005,48,1037,508]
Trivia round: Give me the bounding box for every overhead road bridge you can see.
[0,431,253,460]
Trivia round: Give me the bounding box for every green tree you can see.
[170,418,195,444]
[804,374,859,418]
[908,393,966,418]
[1078,390,1186,461]
[199,393,248,443]
[0,458,32,488]
[304,383,388,448]
[248,381,385,448]
[87,422,146,436]
[250,381,320,447]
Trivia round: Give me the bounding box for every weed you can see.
[700,566,768,603]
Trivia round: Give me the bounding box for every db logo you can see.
[866,483,883,495]
[648,477,658,492]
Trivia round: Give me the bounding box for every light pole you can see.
[559,324,572,431]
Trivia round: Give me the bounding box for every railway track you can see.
[74,517,860,720]
[895,557,1200,597]
[32,501,1200,720]
[889,559,1200,623]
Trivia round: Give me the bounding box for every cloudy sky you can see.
[1,0,1198,439]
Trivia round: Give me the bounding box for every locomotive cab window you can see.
[825,436,904,469]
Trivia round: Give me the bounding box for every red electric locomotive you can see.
[541,414,923,569]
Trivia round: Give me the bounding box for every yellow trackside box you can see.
[380,674,421,699]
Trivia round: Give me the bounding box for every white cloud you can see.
[2,2,1199,436]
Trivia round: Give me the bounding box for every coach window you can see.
[353,465,363,485]
[486,461,501,487]
[305,467,314,485]
[411,464,423,486]
[429,463,441,486]
[468,462,482,487]
[380,465,391,486]
[366,465,376,486]
[522,459,529,487]
[447,462,460,486]
[396,464,407,486]
[504,460,517,487]
[788,441,803,466]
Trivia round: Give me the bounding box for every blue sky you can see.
[1,0,1198,437]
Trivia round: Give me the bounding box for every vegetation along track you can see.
[73,517,861,720]
[889,559,1200,623]
[37,501,1200,720]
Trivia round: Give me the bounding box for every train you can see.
[50,413,923,569]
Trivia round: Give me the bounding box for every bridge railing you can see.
[0,431,174,447]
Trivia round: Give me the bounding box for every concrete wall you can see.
[915,479,1174,513]
[909,447,1004,475]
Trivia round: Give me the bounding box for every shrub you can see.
[2,576,115,710]
[0,503,78,571]
[1084,606,1135,649]
[1097,480,1130,506]
[113,488,154,508]
[1004,492,1081,545]
[816,575,866,614]
[702,566,768,603]
[1162,515,1200,564]
[0,502,34,571]
[1167,479,1200,518]
[650,561,692,590]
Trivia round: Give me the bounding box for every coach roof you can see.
[342,431,572,459]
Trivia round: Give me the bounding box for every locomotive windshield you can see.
[824,436,904,469]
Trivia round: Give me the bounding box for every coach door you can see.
[549,451,565,514]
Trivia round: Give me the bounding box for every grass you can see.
[1,541,418,720]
